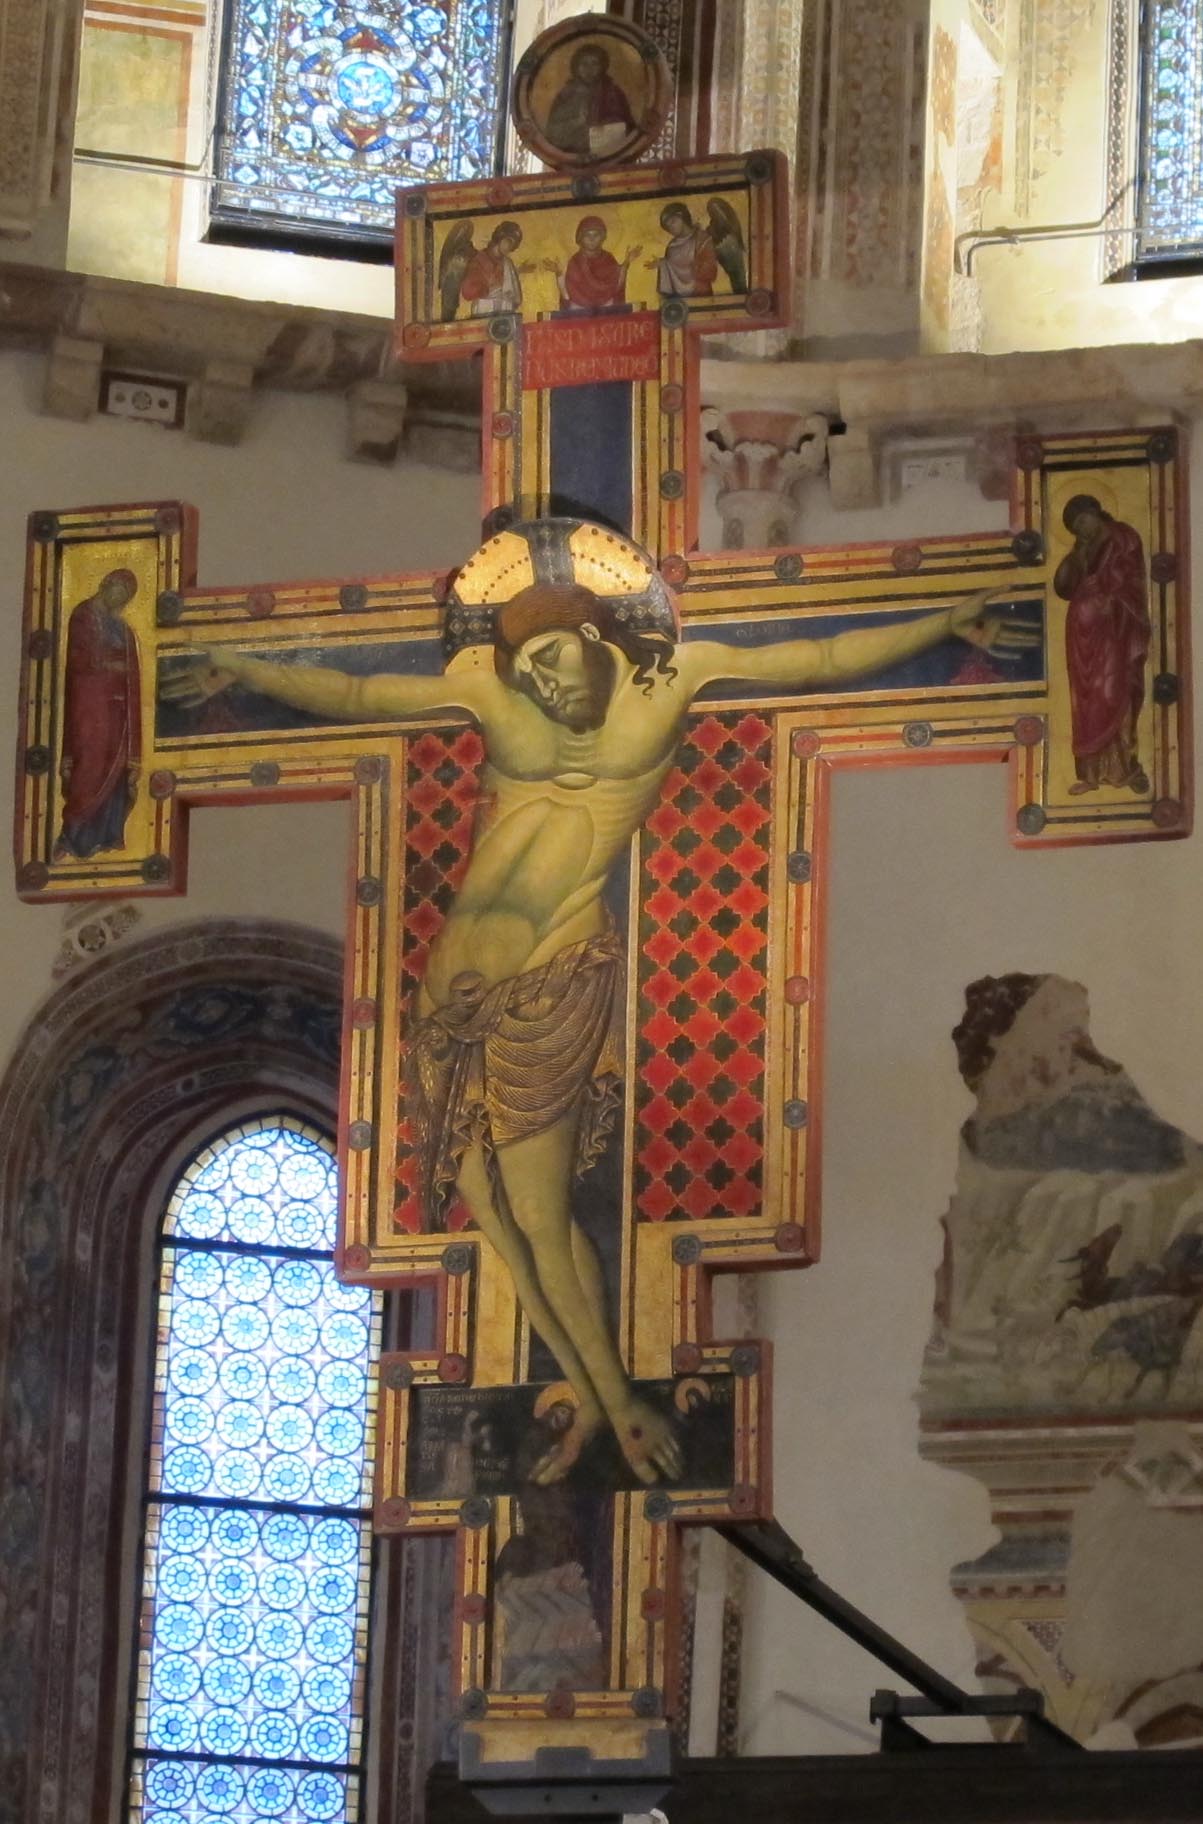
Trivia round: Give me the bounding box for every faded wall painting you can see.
[921,973,1203,1744]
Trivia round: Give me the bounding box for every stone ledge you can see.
[702,339,1203,505]
[702,338,1203,427]
[5,260,1202,491]
[0,259,478,461]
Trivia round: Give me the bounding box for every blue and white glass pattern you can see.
[128,1120,381,1824]
[1139,1,1203,256]
[213,2,509,234]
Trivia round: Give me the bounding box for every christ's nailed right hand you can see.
[159,648,236,709]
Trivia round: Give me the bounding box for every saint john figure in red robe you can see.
[55,567,142,859]
[1053,495,1151,795]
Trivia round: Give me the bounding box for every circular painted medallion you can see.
[512,14,671,172]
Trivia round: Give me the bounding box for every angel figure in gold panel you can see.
[165,557,1022,1487]
[706,197,747,294]
[439,219,535,320]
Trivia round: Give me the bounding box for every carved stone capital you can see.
[701,406,829,547]
[345,378,408,466]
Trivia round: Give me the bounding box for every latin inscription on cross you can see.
[14,148,1190,1794]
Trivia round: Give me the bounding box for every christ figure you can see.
[165,577,1013,1486]
[544,44,636,159]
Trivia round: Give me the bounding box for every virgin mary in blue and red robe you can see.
[55,567,142,859]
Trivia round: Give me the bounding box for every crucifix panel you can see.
[13,422,1189,1776]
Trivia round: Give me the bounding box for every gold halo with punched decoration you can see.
[511,14,672,173]
[1051,475,1120,539]
[443,518,680,663]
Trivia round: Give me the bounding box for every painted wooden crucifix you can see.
[13,11,1191,1798]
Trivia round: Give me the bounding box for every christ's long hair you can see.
[492,583,676,694]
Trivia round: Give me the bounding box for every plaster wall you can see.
[0,349,1201,1758]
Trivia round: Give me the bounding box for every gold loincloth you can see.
[406,931,623,1228]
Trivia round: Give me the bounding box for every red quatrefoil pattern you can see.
[394,727,483,1233]
[635,712,772,1222]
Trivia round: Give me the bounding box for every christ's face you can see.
[575,50,606,84]
[510,624,613,730]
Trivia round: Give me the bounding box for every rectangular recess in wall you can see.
[100,370,187,428]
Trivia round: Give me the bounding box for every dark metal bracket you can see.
[718,1518,1081,1753]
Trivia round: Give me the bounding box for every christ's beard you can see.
[523,645,614,730]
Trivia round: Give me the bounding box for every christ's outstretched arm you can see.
[160,646,494,723]
[677,586,1033,695]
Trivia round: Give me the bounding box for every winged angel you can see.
[706,196,747,294]
[438,219,535,320]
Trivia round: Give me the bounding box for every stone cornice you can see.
[700,340,1203,428]
[0,258,480,464]
[701,340,1203,505]
[4,259,1202,491]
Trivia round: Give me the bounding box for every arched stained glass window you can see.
[212,2,513,245]
[127,1117,383,1824]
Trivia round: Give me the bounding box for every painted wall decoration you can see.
[924,973,1203,1421]
[921,973,1203,1746]
[70,0,200,288]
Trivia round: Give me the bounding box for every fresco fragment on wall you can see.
[1014,0,1099,211]
[923,973,1203,1420]
[70,2,200,286]
[923,168,954,334]
[931,25,958,146]
[971,0,1006,35]
[920,973,1203,1744]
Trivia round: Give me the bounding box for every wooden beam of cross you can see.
[13,114,1191,1803]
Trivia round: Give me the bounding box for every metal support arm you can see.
[718,1519,1080,1751]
